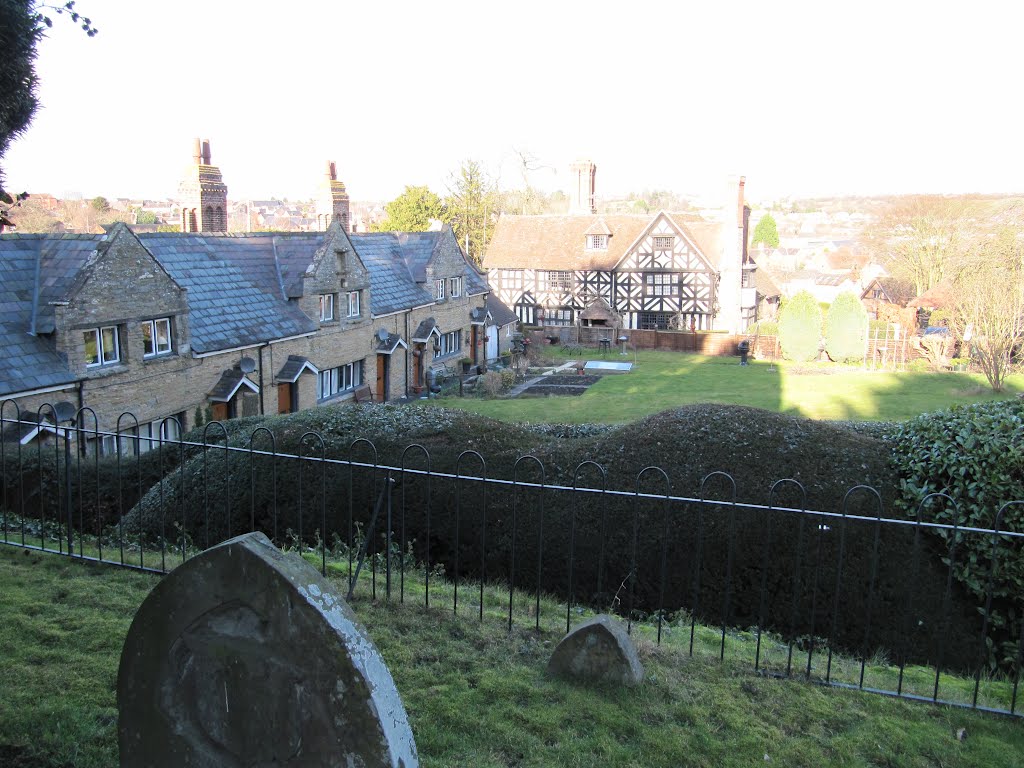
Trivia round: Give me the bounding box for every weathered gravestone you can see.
[546,614,645,686]
[117,531,418,767]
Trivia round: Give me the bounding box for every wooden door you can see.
[471,326,479,364]
[277,382,293,414]
[211,402,228,422]
[376,355,387,402]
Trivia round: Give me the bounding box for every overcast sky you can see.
[4,0,1021,204]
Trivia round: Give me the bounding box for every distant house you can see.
[483,162,756,332]
[860,276,916,318]
[775,269,860,304]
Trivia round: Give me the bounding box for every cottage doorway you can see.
[376,354,388,402]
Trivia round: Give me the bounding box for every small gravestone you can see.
[546,614,644,686]
[117,531,418,767]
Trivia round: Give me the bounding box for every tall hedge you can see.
[825,291,868,363]
[778,290,822,362]
[888,399,1024,669]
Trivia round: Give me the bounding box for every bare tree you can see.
[864,196,982,297]
[948,229,1024,392]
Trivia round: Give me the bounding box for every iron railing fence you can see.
[2,404,1023,717]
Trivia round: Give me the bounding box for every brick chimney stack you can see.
[568,159,597,215]
[317,159,350,232]
[178,136,228,233]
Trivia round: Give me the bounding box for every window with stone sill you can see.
[347,290,360,318]
[141,318,173,358]
[84,325,121,367]
[435,279,445,301]
[449,276,462,298]
[319,294,335,322]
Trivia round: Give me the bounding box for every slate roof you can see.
[138,233,320,353]
[350,228,488,314]
[483,213,724,272]
[484,295,517,328]
[348,234,433,315]
[0,235,90,397]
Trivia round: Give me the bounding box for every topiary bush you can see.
[778,290,822,362]
[825,291,868,363]
[888,399,1024,669]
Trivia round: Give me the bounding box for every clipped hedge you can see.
[888,399,1024,669]
[825,291,868,363]
[778,290,822,362]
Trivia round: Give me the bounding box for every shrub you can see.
[888,399,1024,669]
[778,290,822,362]
[825,291,868,363]
[476,371,504,398]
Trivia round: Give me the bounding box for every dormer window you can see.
[319,294,335,322]
[435,279,445,300]
[586,234,608,250]
[449,276,462,298]
[346,290,360,318]
[84,326,120,367]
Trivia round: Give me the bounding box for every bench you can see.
[353,384,374,403]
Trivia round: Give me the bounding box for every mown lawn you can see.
[3,545,1024,768]
[434,351,1022,424]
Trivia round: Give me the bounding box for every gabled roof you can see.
[483,212,724,272]
[275,355,319,383]
[208,369,259,401]
[412,317,441,342]
[485,294,518,328]
[138,233,320,353]
[374,332,408,355]
[350,227,488,314]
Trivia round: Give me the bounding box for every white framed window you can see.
[586,234,608,250]
[653,236,674,249]
[645,273,679,297]
[449,276,462,298]
[84,326,120,367]
[435,329,462,357]
[346,290,360,318]
[501,270,524,289]
[141,318,172,358]
[542,271,573,291]
[506,324,513,338]
[117,415,182,456]
[435,279,445,300]
[317,360,363,401]
[546,308,573,326]
[319,294,335,322]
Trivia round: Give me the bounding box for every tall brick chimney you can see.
[317,159,351,232]
[568,159,597,215]
[178,137,228,233]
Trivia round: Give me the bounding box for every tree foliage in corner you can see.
[751,213,780,249]
[0,1,97,228]
[824,291,868,363]
[777,290,822,362]
[445,159,497,267]
[371,185,446,233]
[889,399,1024,670]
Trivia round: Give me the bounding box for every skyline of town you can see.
[4,1,1021,204]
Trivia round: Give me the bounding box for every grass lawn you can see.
[3,545,1024,767]
[433,351,1022,424]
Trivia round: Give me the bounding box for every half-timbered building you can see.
[483,174,757,333]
